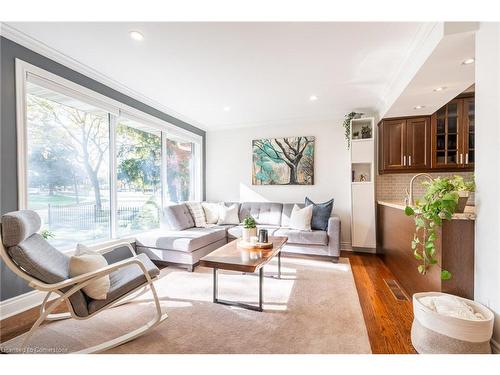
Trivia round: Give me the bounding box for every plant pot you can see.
[242,227,257,242]
[456,191,470,213]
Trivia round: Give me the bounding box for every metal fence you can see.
[47,202,157,230]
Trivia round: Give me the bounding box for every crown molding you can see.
[0,22,207,132]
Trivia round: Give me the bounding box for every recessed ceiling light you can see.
[462,58,475,65]
[309,95,318,101]
[433,87,446,92]
[414,105,425,110]
[223,106,231,112]
[129,31,144,41]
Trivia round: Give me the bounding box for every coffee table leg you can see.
[213,268,218,302]
[259,267,263,311]
[278,251,281,279]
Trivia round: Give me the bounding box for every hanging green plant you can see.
[342,112,362,149]
[404,175,475,280]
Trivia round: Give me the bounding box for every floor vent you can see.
[384,279,409,301]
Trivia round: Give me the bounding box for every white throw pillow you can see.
[289,204,313,231]
[69,244,110,300]
[186,201,207,227]
[217,203,240,225]
[202,202,220,224]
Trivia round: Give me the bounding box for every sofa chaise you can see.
[135,201,341,271]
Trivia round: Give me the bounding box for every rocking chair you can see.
[0,210,168,353]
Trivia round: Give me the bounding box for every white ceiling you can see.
[384,30,475,118]
[6,22,428,130]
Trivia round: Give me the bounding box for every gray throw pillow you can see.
[305,197,334,231]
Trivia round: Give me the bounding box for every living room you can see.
[1,1,499,373]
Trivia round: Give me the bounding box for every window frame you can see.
[15,59,203,248]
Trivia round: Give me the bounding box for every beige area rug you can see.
[2,257,371,354]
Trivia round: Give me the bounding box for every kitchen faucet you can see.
[405,173,434,206]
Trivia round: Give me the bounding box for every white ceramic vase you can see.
[242,227,257,243]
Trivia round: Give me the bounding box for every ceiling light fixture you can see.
[129,31,144,41]
[414,105,425,110]
[433,87,446,92]
[223,106,231,112]
[462,58,475,65]
[309,95,318,102]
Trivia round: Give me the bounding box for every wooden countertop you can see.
[377,200,476,220]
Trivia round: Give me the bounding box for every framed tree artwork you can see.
[252,136,315,185]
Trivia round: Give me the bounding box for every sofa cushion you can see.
[185,202,207,227]
[201,202,220,224]
[227,225,280,239]
[87,253,159,314]
[163,204,195,230]
[239,202,283,226]
[217,203,240,225]
[135,227,226,253]
[274,228,328,246]
[305,197,334,231]
[289,204,313,231]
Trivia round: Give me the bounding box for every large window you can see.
[19,61,202,250]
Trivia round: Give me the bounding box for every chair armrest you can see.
[327,215,341,257]
[32,256,151,291]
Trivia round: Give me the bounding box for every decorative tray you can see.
[237,240,274,250]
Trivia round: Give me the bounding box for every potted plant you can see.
[342,112,363,149]
[450,175,476,212]
[405,175,475,280]
[242,216,257,243]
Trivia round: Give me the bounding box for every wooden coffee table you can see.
[199,236,287,312]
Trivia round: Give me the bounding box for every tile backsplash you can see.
[376,171,475,204]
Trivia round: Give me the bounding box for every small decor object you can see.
[252,136,315,185]
[69,244,110,300]
[359,174,367,182]
[305,197,334,231]
[352,170,355,182]
[411,292,494,354]
[361,125,372,139]
[242,216,257,242]
[405,175,475,279]
[289,204,313,231]
[352,131,360,140]
[258,229,269,244]
[342,111,363,149]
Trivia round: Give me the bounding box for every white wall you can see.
[206,119,352,245]
[475,22,500,352]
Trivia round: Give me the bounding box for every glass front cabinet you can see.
[430,94,474,171]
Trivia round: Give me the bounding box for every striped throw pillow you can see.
[186,202,207,227]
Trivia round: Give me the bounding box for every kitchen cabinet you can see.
[379,94,474,174]
[378,116,430,173]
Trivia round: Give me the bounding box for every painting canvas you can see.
[252,136,315,185]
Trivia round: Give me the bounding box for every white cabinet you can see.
[350,117,376,251]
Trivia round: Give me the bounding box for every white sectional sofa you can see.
[135,201,341,271]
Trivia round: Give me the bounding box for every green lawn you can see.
[28,194,94,210]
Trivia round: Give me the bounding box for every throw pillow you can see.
[186,201,207,227]
[69,244,110,300]
[217,203,240,225]
[164,203,195,230]
[289,204,313,231]
[305,197,334,230]
[202,202,220,224]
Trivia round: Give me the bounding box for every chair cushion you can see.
[163,204,194,230]
[227,225,280,239]
[1,210,41,247]
[135,227,226,253]
[274,228,328,246]
[305,197,334,231]
[87,253,159,315]
[239,202,283,226]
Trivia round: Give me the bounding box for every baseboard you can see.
[491,338,500,354]
[0,290,56,320]
[340,241,352,251]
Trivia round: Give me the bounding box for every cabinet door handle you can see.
[409,155,412,166]
[466,153,469,164]
[403,155,406,166]
[460,153,463,164]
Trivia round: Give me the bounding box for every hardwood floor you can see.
[0,252,416,353]
[343,251,416,354]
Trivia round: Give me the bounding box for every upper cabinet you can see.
[378,94,474,174]
[378,116,430,173]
